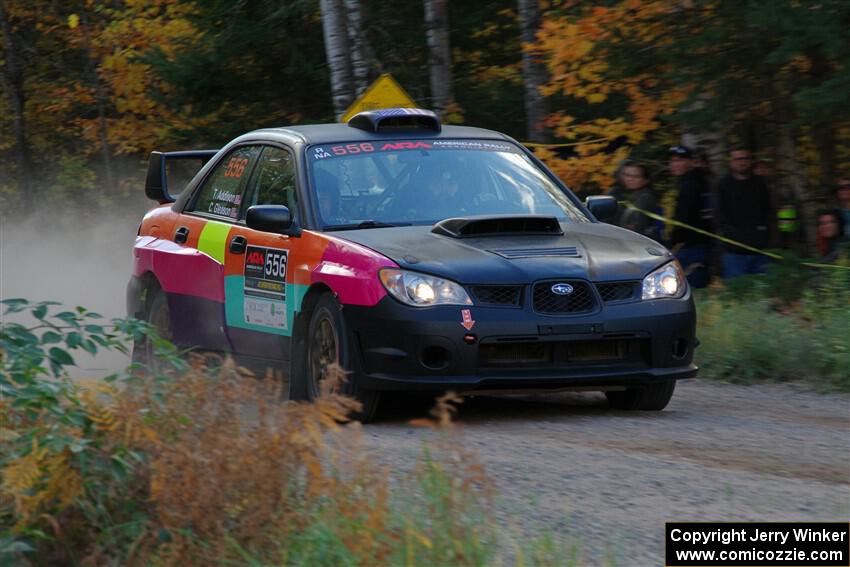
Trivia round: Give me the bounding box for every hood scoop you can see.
[432,215,563,238]
[490,246,581,259]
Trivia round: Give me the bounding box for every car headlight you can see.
[379,269,472,307]
[642,261,686,300]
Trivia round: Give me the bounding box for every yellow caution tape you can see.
[620,201,850,271]
[521,137,611,148]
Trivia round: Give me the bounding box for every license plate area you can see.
[478,338,646,368]
[566,340,626,362]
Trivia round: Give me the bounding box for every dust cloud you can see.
[1,201,151,377]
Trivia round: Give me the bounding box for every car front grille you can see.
[470,285,523,307]
[595,281,639,303]
[532,280,597,315]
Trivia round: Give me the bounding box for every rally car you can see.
[127,108,697,420]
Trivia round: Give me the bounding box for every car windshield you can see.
[307,139,589,229]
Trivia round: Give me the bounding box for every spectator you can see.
[816,209,847,263]
[609,161,661,241]
[753,157,774,177]
[714,147,774,278]
[669,145,712,288]
[692,148,713,186]
[837,177,850,232]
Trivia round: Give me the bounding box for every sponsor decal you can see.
[243,245,288,328]
[307,139,518,161]
[461,308,475,331]
[431,140,516,152]
[380,141,432,151]
[244,245,287,301]
[244,297,287,330]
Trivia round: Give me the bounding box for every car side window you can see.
[189,145,261,220]
[243,146,297,217]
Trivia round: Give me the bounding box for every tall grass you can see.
[1,300,544,566]
[695,261,850,391]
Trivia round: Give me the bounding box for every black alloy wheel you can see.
[305,293,380,421]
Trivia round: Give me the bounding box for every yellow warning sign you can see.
[340,73,418,123]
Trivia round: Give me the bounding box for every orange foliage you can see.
[534,1,695,191]
[2,355,494,564]
[9,0,203,159]
[66,1,202,155]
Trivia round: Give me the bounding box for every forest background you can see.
[1,0,849,249]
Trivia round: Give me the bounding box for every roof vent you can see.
[348,108,441,133]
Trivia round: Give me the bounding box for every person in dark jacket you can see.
[609,161,661,241]
[816,209,848,263]
[714,147,774,278]
[669,146,712,288]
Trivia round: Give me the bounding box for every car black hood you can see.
[330,221,673,284]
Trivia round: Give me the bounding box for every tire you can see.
[131,286,173,374]
[300,293,380,422]
[605,380,676,411]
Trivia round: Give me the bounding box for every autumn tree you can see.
[534,0,850,210]
[0,0,36,206]
[533,2,691,192]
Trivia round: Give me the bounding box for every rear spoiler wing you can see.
[145,149,218,204]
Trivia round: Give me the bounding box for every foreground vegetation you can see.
[1,263,847,564]
[695,258,850,391]
[0,300,573,566]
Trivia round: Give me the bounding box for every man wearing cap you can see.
[714,147,774,278]
[669,146,713,288]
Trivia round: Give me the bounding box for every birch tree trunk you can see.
[518,0,549,142]
[344,0,369,96]
[423,0,453,116]
[320,0,354,120]
[79,3,115,194]
[0,0,35,208]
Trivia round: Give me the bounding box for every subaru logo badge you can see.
[551,283,574,295]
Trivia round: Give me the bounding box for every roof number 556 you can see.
[332,143,374,156]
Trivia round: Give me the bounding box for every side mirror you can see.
[585,195,618,222]
[246,205,293,234]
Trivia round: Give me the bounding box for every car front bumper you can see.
[343,292,697,392]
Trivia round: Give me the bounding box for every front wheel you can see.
[605,380,676,411]
[302,293,380,422]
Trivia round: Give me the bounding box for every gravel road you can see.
[361,379,850,566]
